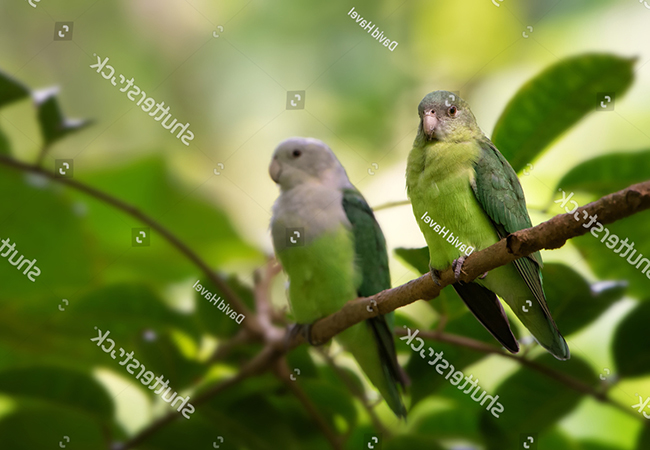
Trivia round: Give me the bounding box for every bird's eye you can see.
[292,149,302,158]
[448,106,457,116]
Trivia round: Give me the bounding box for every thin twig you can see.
[118,344,282,450]
[395,328,641,421]
[372,199,410,212]
[274,357,343,450]
[0,154,261,335]
[315,347,392,437]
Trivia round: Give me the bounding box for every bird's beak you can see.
[423,110,438,139]
[269,158,281,183]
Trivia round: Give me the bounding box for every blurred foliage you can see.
[0,1,649,449]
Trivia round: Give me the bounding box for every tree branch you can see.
[395,328,641,421]
[274,357,343,450]
[287,180,650,349]
[117,344,282,450]
[0,154,263,336]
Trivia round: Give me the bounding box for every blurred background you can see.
[1,0,650,449]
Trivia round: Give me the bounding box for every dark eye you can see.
[292,149,302,158]
[448,106,457,116]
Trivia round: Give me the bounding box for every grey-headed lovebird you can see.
[270,137,407,417]
[405,91,569,360]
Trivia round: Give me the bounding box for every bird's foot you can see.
[452,256,468,281]
[429,266,442,286]
[285,323,319,350]
[479,271,488,280]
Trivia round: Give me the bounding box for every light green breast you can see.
[277,224,361,324]
[406,140,499,269]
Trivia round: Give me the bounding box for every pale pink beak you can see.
[423,110,438,139]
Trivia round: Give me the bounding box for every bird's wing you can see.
[341,189,408,389]
[471,138,549,316]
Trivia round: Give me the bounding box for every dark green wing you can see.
[471,138,548,316]
[341,189,408,395]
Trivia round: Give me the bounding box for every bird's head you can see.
[417,90,481,143]
[269,137,351,191]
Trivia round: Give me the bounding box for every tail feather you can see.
[453,282,519,354]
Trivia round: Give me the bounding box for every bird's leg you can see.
[452,255,468,281]
[429,265,442,286]
[285,323,321,349]
[479,271,488,279]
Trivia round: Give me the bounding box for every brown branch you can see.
[287,180,650,349]
[274,357,343,450]
[0,154,263,335]
[396,328,641,421]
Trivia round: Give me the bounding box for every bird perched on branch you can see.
[270,137,407,417]
[406,91,570,360]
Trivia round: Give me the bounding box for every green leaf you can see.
[580,440,626,450]
[0,71,30,109]
[0,283,200,372]
[0,166,94,298]
[195,275,253,338]
[301,378,357,430]
[0,365,113,420]
[0,406,107,449]
[70,157,261,284]
[492,53,635,172]
[544,263,626,335]
[613,301,650,377]
[552,151,650,299]
[405,312,496,407]
[384,434,445,450]
[569,210,650,299]
[0,126,10,156]
[34,88,91,147]
[636,425,650,450]
[557,150,650,197]
[395,246,429,275]
[479,353,598,450]
[412,400,481,441]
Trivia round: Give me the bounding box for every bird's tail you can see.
[337,318,407,418]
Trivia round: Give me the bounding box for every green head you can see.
[416,91,482,144]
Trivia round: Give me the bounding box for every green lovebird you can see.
[405,91,569,360]
[270,137,407,417]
